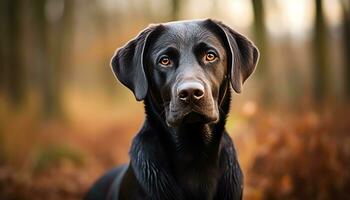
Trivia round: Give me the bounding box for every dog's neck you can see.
[138,83,233,198]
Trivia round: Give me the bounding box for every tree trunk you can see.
[313,0,329,102]
[251,0,272,104]
[0,1,6,95]
[341,0,350,100]
[33,0,74,118]
[1,0,25,106]
[170,0,180,20]
[33,0,54,117]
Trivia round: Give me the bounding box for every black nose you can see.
[177,81,205,101]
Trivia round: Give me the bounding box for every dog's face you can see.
[146,22,227,127]
[111,19,259,127]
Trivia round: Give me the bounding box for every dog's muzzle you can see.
[165,80,219,127]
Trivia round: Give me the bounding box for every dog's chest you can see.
[175,164,219,199]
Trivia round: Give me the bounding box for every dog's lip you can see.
[166,110,218,127]
[182,112,213,124]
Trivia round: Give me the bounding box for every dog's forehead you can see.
[163,20,201,35]
[162,19,202,30]
[152,20,222,50]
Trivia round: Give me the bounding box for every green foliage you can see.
[32,144,84,172]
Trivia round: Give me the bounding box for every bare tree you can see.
[340,0,350,100]
[251,0,272,103]
[0,0,26,106]
[33,0,74,118]
[313,0,329,101]
[170,0,180,20]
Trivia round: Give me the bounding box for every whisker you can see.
[218,106,225,115]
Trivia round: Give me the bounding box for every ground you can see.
[0,103,349,200]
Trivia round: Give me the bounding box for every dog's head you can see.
[111,19,259,127]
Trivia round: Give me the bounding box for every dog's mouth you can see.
[182,112,217,124]
[165,105,219,127]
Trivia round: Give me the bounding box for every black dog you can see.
[85,19,259,200]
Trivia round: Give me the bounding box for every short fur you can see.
[85,19,259,200]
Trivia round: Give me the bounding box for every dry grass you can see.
[1,94,349,199]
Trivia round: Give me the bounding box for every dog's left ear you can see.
[204,19,259,93]
[111,25,163,101]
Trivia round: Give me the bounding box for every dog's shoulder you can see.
[216,132,243,199]
[84,165,128,200]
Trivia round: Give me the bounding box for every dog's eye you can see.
[205,51,217,62]
[159,56,171,66]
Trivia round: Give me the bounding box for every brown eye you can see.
[205,52,217,62]
[159,56,171,66]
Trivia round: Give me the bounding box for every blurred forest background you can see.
[1,0,350,199]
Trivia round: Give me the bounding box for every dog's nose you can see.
[177,81,205,101]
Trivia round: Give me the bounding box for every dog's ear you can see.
[111,25,162,101]
[204,19,259,93]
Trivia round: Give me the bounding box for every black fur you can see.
[85,19,258,200]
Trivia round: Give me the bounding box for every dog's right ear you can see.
[111,25,163,101]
